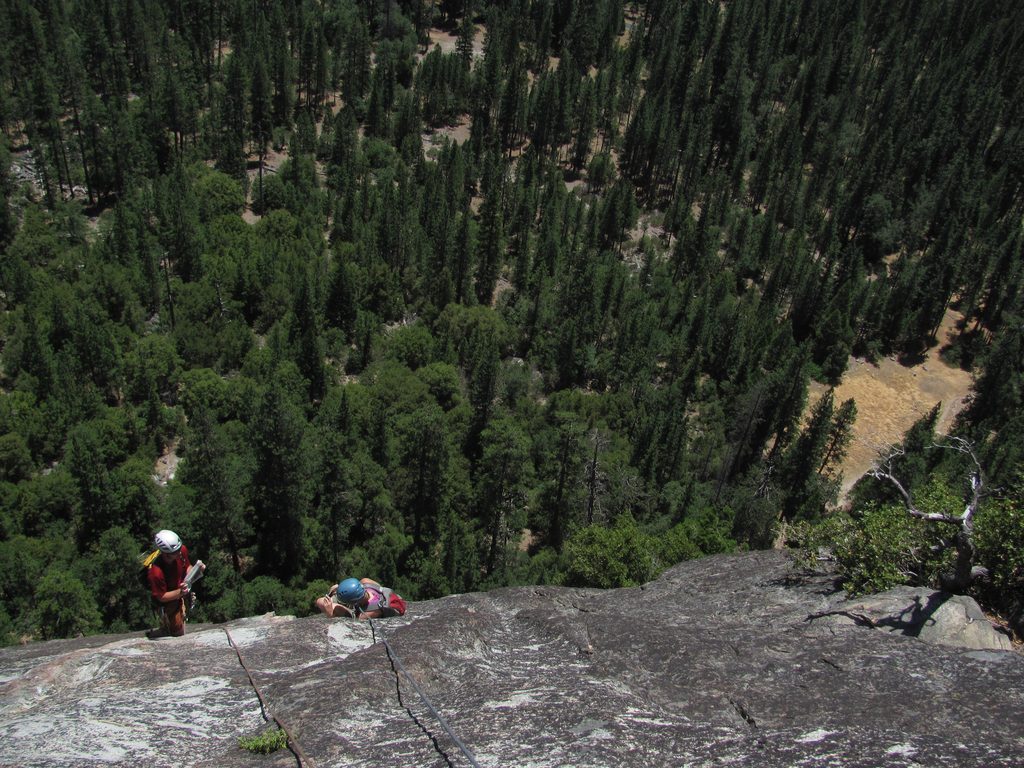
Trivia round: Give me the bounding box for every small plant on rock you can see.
[238,727,288,754]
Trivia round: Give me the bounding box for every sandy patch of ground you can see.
[491,277,513,307]
[808,307,973,496]
[422,116,473,155]
[626,214,666,245]
[152,439,181,486]
[424,28,459,55]
[248,147,287,178]
[422,26,485,59]
[518,528,540,552]
[243,146,291,223]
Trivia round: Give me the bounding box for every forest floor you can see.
[153,438,180,486]
[416,26,484,157]
[421,117,472,157]
[421,26,485,59]
[808,308,973,501]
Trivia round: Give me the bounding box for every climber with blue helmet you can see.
[336,577,366,604]
[314,576,407,619]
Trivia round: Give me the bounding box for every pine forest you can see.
[0,0,1022,643]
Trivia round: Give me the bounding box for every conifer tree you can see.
[250,378,309,579]
[393,402,449,549]
[291,272,326,401]
[179,405,251,573]
[269,4,294,128]
[250,52,273,201]
[474,153,505,305]
[476,417,532,576]
[214,53,248,180]
[779,389,840,522]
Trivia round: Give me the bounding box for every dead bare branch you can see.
[867,437,988,592]
[925,438,986,531]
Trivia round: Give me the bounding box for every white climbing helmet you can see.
[154,530,182,554]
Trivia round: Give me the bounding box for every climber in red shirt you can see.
[147,529,203,637]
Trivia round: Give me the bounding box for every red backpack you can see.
[380,587,407,616]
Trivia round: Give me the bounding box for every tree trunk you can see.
[940,530,977,593]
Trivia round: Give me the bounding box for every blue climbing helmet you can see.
[336,578,366,604]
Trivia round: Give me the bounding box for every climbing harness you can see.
[370,619,482,768]
[224,628,312,768]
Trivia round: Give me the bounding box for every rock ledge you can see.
[1,551,1021,767]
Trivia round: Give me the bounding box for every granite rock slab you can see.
[1,550,1021,767]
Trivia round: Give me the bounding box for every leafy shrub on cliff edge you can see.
[564,513,654,589]
[972,495,1024,617]
[797,479,1023,636]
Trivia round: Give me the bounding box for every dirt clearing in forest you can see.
[421,26,485,60]
[152,439,180,486]
[422,116,472,153]
[808,307,973,498]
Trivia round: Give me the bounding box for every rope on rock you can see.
[370,619,482,768]
[224,627,313,768]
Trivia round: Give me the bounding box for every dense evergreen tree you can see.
[249,378,309,580]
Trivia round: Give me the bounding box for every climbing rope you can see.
[370,619,482,768]
[224,627,313,768]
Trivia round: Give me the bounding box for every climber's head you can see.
[336,578,366,605]
[154,530,182,558]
